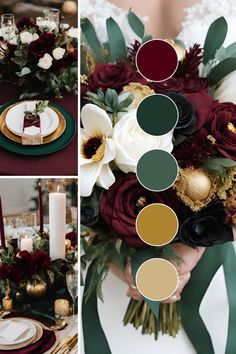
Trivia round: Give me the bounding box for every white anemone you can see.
[80,104,116,197]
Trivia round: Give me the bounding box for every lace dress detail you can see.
[80,0,148,45]
[178,0,236,47]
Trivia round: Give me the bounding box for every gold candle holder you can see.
[54,299,70,317]
[2,287,13,312]
[65,239,71,252]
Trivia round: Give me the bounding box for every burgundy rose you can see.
[88,62,145,93]
[30,250,51,271]
[0,264,21,283]
[27,33,55,62]
[100,173,181,248]
[66,231,77,246]
[199,101,236,161]
[16,17,38,31]
[184,90,213,129]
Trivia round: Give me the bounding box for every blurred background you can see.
[0,178,78,225]
[0,0,78,27]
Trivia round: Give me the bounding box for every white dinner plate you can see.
[0,319,36,346]
[6,101,59,137]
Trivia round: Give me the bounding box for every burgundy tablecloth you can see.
[0,83,77,175]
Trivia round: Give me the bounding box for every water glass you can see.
[1,14,15,42]
[43,8,60,32]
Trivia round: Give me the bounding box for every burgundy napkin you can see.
[0,315,56,354]
[23,114,41,129]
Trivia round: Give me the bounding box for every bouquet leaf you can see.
[203,16,228,64]
[81,17,104,62]
[106,17,126,62]
[127,10,145,38]
[203,157,236,177]
[208,57,236,85]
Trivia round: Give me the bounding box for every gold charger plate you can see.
[0,318,43,351]
[0,103,66,145]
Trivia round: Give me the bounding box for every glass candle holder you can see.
[54,299,70,316]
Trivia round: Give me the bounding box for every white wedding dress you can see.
[81,1,235,354]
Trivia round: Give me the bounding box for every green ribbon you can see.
[82,260,111,354]
[179,243,236,354]
[82,243,236,354]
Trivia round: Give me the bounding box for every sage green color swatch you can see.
[136,149,178,191]
[137,94,178,136]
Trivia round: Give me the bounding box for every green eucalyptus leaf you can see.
[81,17,104,61]
[127,10,145,38]
[203,16,228,64]
[225,43,236,58]
[106,17,126,62]
[208,57,236,85]
[142,34,153,43]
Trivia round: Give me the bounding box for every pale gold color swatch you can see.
[136,258,179,301]
[136,203,178,246]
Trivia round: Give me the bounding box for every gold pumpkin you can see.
[26,279,47,298]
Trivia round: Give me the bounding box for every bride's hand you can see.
[110,244,205,303]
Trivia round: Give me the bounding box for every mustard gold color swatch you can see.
[136,203,179,246]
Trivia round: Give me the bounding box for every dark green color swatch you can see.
[137,149,178,191]
[137,94,178,136]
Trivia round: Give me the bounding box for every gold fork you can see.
[51,334,78,354]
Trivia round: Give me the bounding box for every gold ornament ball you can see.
[185,170,212,201]
[62,1,77,15]
[26,280,47,298]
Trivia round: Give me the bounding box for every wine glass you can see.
[1,14,15,42]
[66,270,78,318]
[16,217,28,236]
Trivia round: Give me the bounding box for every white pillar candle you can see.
[49,192,66,260]
[20,236,33,253]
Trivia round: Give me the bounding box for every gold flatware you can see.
[51,334,78,354]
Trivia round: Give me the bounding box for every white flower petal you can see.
[96,164,115,190]
[101,138,116,164]
[81,104,113,136]
[80,161,103,197]
[113,110,173,173]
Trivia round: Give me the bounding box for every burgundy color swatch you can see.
[136,39,178,82]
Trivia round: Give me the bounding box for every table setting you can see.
[0,181,78,353]
[0,9,78,174]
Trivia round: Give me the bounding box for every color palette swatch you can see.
[135,40,180,301]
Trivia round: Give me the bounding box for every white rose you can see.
[38,53,53,70]
[20,31,39,44]
[214,70,236,103]
[52,47,66,60]
[113,110,173,173]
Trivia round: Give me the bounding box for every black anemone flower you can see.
[167,91,197,135]
[176,201,233,248]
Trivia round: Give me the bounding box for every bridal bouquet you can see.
[0,17,78,98]
[81,12,236,352]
